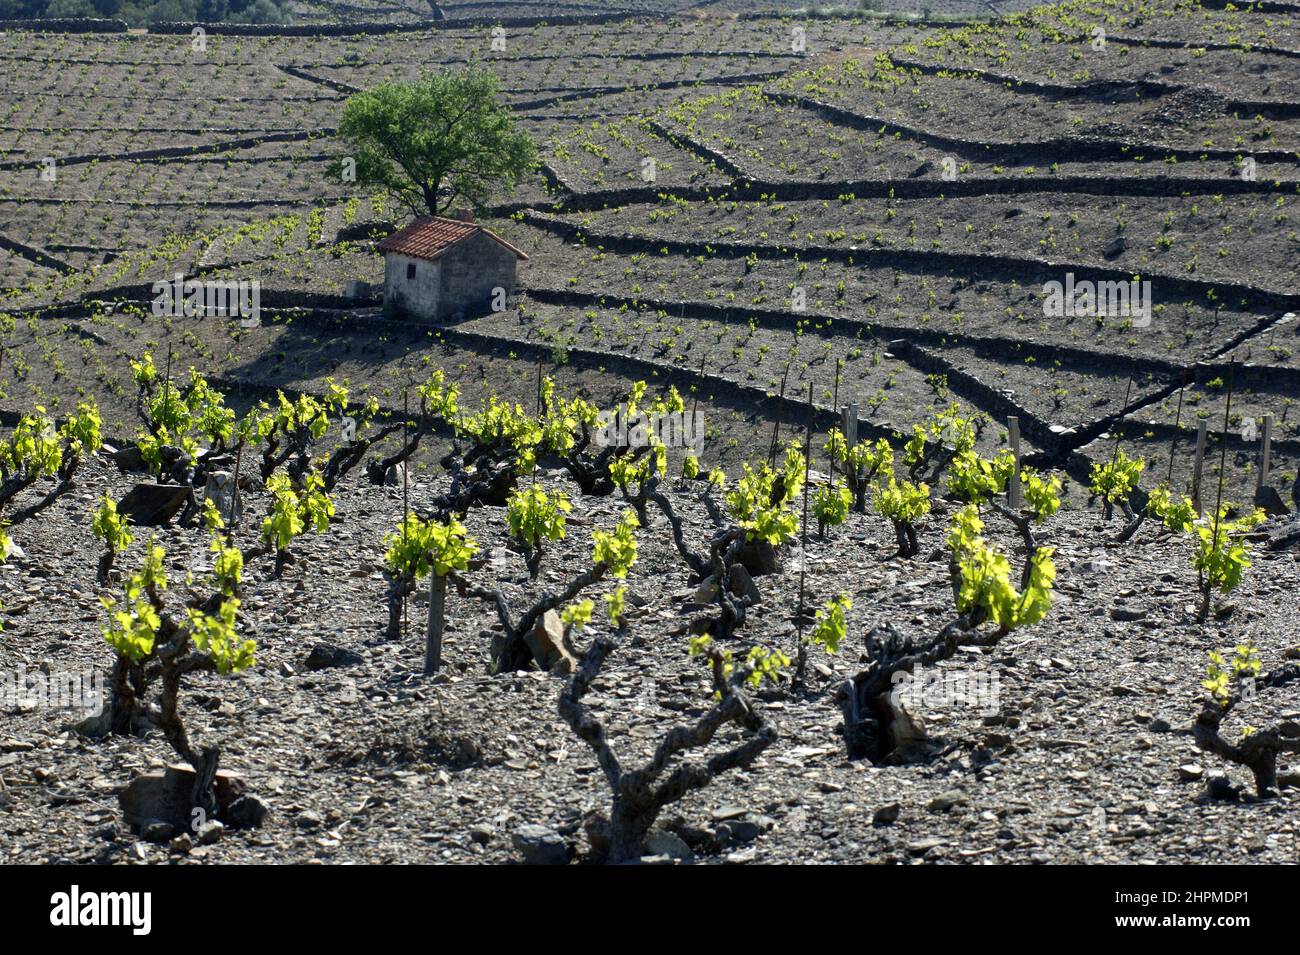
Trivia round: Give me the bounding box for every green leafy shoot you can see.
[1089,449,1144,506]
[812,484,852,529]
[1203,640,1262,705]
[946,449,1015,504]
[946,505,1056,631]
[385,515,479,580]
[506,484,571,548]
[202,495,226,531]
[186,599,256,676]
[847,437,894,482]
[1147,485,1197,533]
[874,478,931,525]
[725,462,799,545]
[689,634,790,695]
[100,541,168,663]
[1020,469,1063,523]
[604,586,627,627]
[92,494,133,555]
[592,510,639,578]
[808,592,852,654]
[261,471,334,553]
[560,599,594,634]
[825,428,848,465]
[210,537,244,597]
[1194,506,1261,596]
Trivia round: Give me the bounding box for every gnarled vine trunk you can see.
[560,635,776,863]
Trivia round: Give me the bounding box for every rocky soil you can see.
[2,449,1299,865]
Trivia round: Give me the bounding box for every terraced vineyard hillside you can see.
[2,0,1300,869]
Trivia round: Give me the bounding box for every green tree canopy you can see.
[334,67,537,218]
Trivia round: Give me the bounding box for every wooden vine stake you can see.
[1256,414,1273,491]
[1191,420,1208,514]
[841,400,860,486]
[841,402,859,451]
[425,572,446,675]
[794,380,813,686]
[1007,416,1023,510]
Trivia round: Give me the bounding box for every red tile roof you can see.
[377,216,529,263]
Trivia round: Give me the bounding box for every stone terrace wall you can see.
[148,11,655,35]
[0,17,128,31]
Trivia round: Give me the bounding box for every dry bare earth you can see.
[2,0,1300,863]
[2,452,1300,864]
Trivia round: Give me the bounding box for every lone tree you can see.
[334,67,537,217]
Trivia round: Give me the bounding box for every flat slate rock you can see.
[304,643,365,671]
[116,482,190,526]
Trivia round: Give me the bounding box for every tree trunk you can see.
[1115,508,1146,544]
[894,520,917,558]
[607,794,656,864]
[105,657,145,736]
[733,538,781,576]
[1249,752,1278,798]
[97,550,114,585]
[1198,580,1213,623]
[386,573,411,640]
